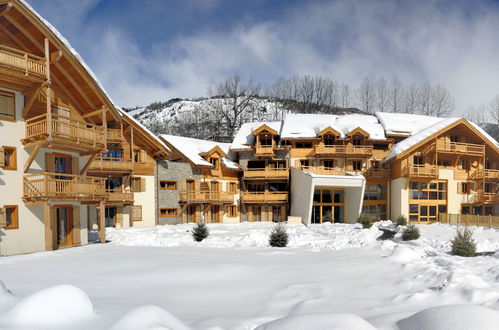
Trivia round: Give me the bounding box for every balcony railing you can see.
[470,169,499,180]
[0,44,46,79]
[24,113,105,150]
[314,145,373,155]
[436,141,484,156]
[242,191,288,203]
[406,164,438,178]
[23,172,106,202]
[477,190,499,203]
[106,129,124,143]
[300,166,346,176]
[364,168,392,178]
[107,189,134,203]
[244,168,289,179]
[255,145,274,156]
[179,191,234,203]
[88,156,133,173]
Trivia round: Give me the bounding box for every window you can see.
[460,182,471,194]
[131,205,142,221]
[0,91,15,121]
[437,160,451,167]
[209,157,219,168]
[410,181,447,200]
[323,159,334,168]
[371,160,380,169]
[160,208,178,217]
[450,136,460,143]
[352,160,362,171]
[295,142,312,148]
[260,134,273,146]
[460,159,470,170]
[352,135,362,146]
[364,184,387,200]
[299,159,309,167]
[413,156,424,165]
[2,205,19,230]
[228,205,238,217]
[131,177,144,192]
[324,134,335,145]
[228,182,237,193]
[373,144,388,150]
[2,146,16,170]
[185,179,195,191]
[159,181,177,190]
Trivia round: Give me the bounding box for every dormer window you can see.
[352,135,362,146]
[450,136,460,143]
[324,134,335,146]
[210,157,219,168]
[260,134,273,146]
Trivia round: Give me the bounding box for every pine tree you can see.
[269,224,289,248]
[192,222,209,242]
[451,227,476,257]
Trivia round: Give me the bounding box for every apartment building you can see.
[161,113,498,226]
[0,0,169,256]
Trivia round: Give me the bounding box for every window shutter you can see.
[0,147,4,167]
[140,150,147,164]
[0,208,6,228]
[73,206,81,245]
[46,153,55,173]
[132,205,142,221]
[72,157,79,175]
[140,177,146,192]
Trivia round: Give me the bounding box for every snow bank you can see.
[107,222,382,250]
[109,304,190,330]
[255,312,376,330]
[398,304,499,330]
[388,245,424,263]
[1,285,95,328]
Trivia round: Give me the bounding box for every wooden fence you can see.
[438,213,499,229]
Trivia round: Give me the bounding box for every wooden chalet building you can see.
[0,0,168,256]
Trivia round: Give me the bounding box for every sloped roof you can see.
[160,134,239,169]
[230,121,282,150]
[375,112,446,137]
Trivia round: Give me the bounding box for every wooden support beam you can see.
[102,106,107,150]
[44,38,52,138]
[43,202,53,251]
[0,2,12,16]
[23,142,42,173]
[22,82,45,118]
[99,201,106,243]
[81,108,103,119]
[130,126,134,172]
[80,152,98,175]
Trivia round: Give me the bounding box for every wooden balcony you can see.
[436,141,484,156]
[364,168,392,178]
[242,191,288,203]
[23,113,105,153]
[470,169,499,181]
[244,168,289,179]
[23,172,106,203]
[107,189,134,203]
[477,190,499,204]
[255,145,275,157]
[405,165,438,178]
[179,191,234,204]
[106,129,124,143]
[0,44,46,81]
[300,166,346,176]
[88,156,133,173]
[314,145,373,156]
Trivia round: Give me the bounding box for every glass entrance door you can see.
[311,187,345,223]
[105,207,117,227]
[55,206,73,248]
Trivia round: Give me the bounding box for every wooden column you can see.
[43,202,53,251]
[130,126,134,172]
[98,201,106,243]
[102,106,107,151]
[44,38,52,138]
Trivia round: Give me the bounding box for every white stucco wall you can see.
[390,178,408,220]
[133,175,157,227]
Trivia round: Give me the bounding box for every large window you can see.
[364,184,387,200]
[409,180,447,223]
[409,181,447,200]
[0,91,15,121]
[363,184,388,220]
[311,188,344,223]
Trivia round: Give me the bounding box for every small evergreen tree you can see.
[192,222,209,242]
[402,224,420,241]
[323,211,333,223]
[396,215,407,226]
[358,214,373,229]
[269,223,289,247]
[451,227,476,257]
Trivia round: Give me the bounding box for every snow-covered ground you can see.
[1,222,499,330]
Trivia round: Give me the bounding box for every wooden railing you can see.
[106,129,123,142]
[476,190,499,203]
[23,172,106,201]
[406,164,438,177]
[364,168,391,178]
[242,191,288,203]
[255,145,274,156]
[25,113,105,148]
[470,169,499,180]
[436,141,484,156]
[107,189,134,202]
[88,156,133,172]
[439,213,499,229]
[179,191,234,203]
[300,166,346,176]
[244,168,289,179]
[314,145,373,155]
[0,44,46,78]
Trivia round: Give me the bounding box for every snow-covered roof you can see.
[230,121,282,150]
[469,122,499,148]
[375,112,446,137]
[160,134,239,169]
[279,114,386,140]
[119,109,171,153]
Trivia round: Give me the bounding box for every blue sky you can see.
[25,0,499,115]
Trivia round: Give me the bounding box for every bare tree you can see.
[375,77,388,112]
[388,77,404,113]
[404,83,419,114]
[465,104,487,127]
[489,95,499,125]
[208,74,261,138]
[417,82,433,115]
[356,77,376,114]
[431,84,454,117]
[339,83,352,108]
